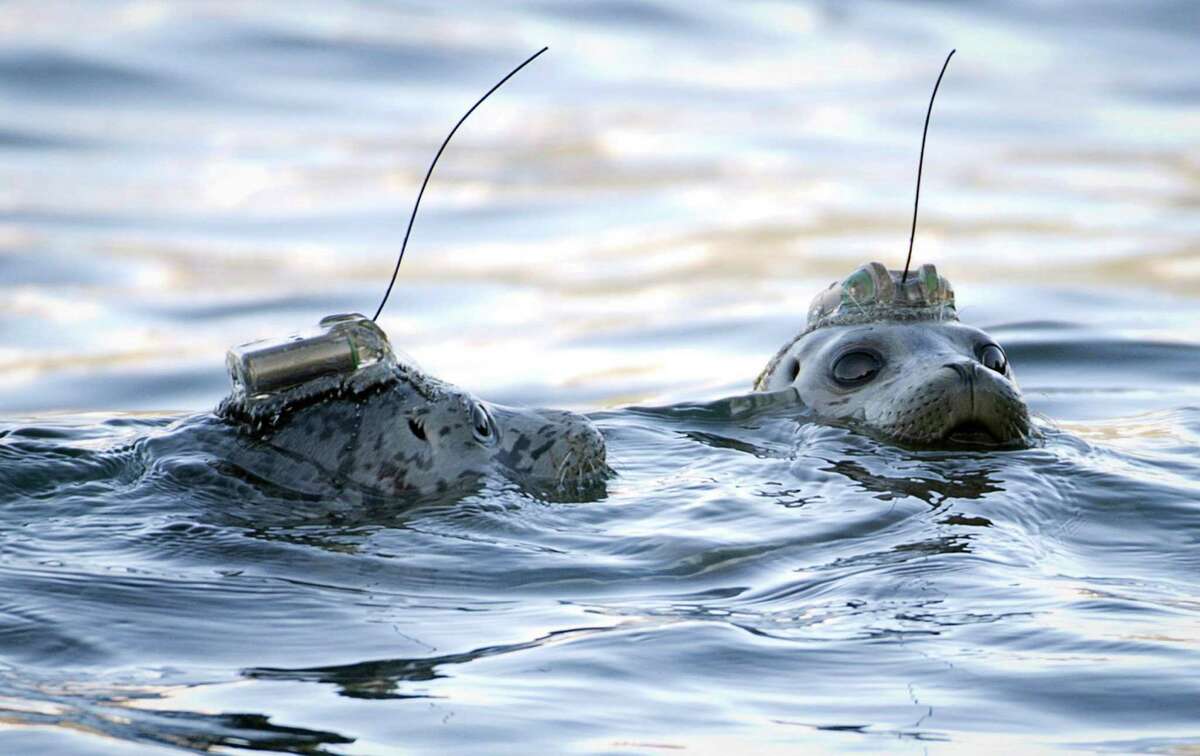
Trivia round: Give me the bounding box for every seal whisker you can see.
[756,262,1031,449]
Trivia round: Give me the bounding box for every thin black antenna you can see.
[372,46,549,322]
[902,48,955,285]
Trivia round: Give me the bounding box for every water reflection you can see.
[0,674,354,753]
[821,458,1004,505]
[2,1,1194,414]
[246,625,614,701]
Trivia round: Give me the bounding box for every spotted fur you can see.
[215,367,608,499]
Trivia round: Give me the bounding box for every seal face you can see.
[215,315,608,499]
[755,263,1032,448]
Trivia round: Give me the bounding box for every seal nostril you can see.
[407,418,428,442]
[943,362,971,382]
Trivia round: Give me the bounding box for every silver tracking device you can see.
[226,313,393,401]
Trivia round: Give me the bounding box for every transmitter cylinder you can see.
[225,313,391,399]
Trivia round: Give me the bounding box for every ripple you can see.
[0,0,1199,751]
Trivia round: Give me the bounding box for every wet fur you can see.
[217,368,608,499]
[756,321,1032,447]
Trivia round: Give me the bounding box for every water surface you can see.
[1,1,1199,752]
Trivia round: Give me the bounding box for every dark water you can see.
[2,1,1200,752]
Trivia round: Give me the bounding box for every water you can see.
[2,1,1199,752]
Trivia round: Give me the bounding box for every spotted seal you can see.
[211,313,608,499]
[185,51,610,500]
[755,262,1032,447]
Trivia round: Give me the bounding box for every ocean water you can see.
[2,1,1199,752]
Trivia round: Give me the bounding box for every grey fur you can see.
[215,364,608,499]
[756,268,1032,447]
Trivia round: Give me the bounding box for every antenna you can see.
[372,46,549,322]
[902,48,955,285]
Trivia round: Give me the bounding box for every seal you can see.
[188,51,609,500]
[754,262,1032,448]
[212,313,609,499]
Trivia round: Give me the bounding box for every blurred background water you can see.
[1,1,1199,753]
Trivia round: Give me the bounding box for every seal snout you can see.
[929,361,1030,447]
[491,406,609,494]
[863,355,1031,448]
[548,415,609,490]
[942,360,984,439]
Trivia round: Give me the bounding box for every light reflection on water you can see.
[1,0,1199,752]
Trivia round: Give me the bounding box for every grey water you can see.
[2,1,1200,752]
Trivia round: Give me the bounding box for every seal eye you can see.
[832,350,882,387]
[471,403,495,443]
[978,344,1007,374]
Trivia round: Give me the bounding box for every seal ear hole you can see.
[787,358,801,382]
[407,418,428,442]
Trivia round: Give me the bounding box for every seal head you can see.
[755,262,1032,447]
[216,315,608,499]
